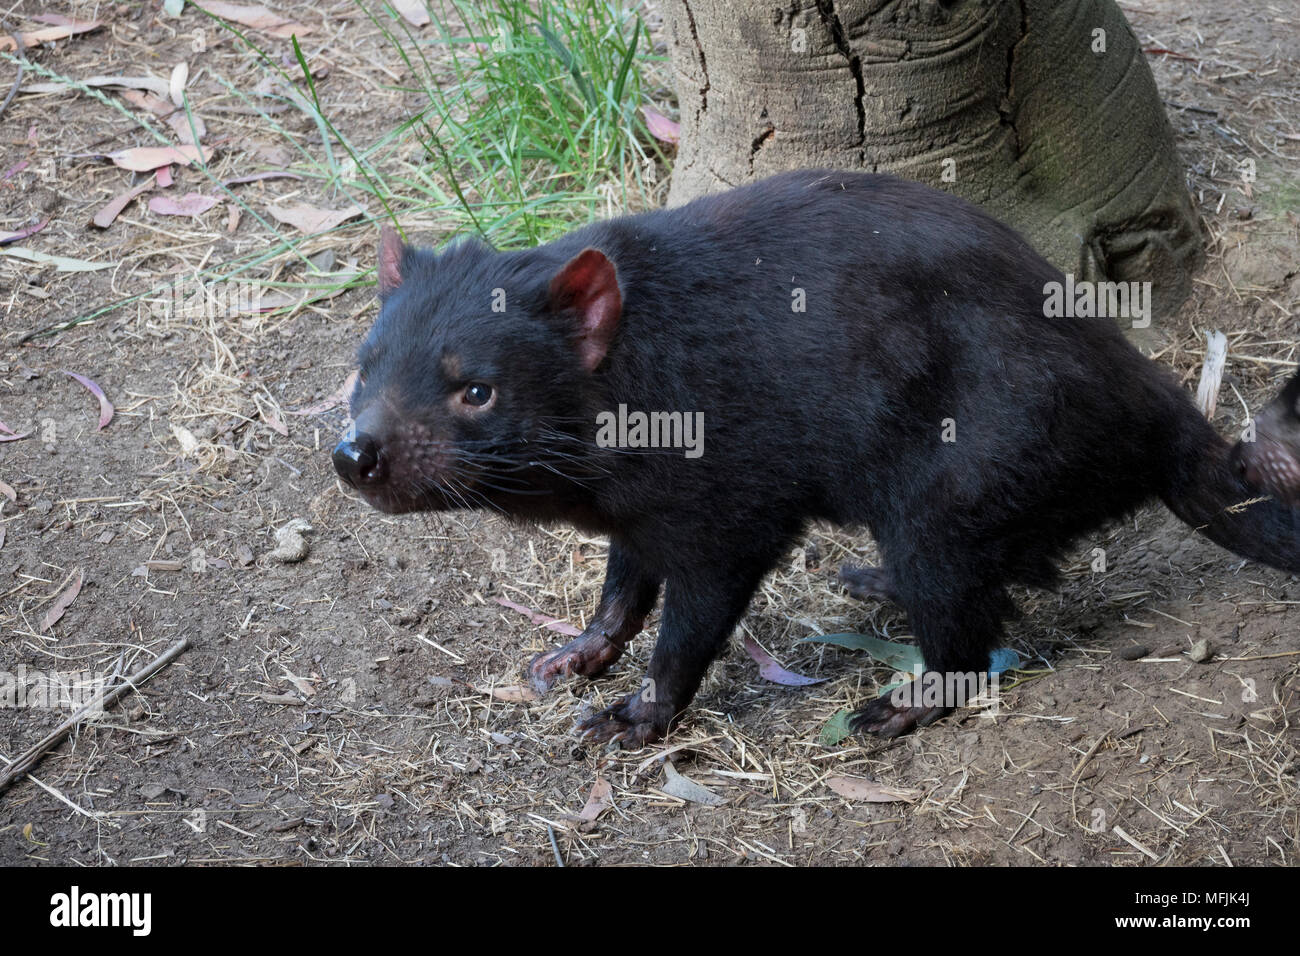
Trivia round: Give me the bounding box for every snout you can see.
[1231,435,1300,506]
[332,424,386,488]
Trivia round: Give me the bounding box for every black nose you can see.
[332,429,385,487]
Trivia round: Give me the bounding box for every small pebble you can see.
[268,519,312,563]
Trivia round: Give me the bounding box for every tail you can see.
[1162,408,1300,574]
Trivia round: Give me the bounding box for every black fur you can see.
[340,170,1300,744]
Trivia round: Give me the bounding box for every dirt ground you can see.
[1,1,1297,866]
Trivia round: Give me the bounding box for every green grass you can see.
[23,0,672,339]
[229,0,670,244]
[380,0,664,245]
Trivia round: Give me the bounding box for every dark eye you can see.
[463,383,494,407]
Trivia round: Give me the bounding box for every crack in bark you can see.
[814,0,866,146]
[748,125,776,169]
[679,0,710,113]
[999,0,1029,158]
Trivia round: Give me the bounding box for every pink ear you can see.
[549,248,621,371]
[378,226,405,296]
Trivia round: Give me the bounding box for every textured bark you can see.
[664,0,1202,315]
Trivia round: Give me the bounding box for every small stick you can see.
[0,637,191,796]
[0,20,25,121]
[1112,824,1160,861]
[1195,330,1227,420]
[1071,730,1111,779]
[547,825,564,867]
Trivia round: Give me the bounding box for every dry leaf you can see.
[118,88,173,115]
[196,2,314,37]
[107,144,213,172]
[149,193,221,217]
[31,13,97,26]
[281,669,317,697]
[26,74,171,98]
[166,112,206,146]
[84,74,170,98]
[391,0,431,26]
[0,19,102,51]
[825,775,921,803]
[40,569,83,632]
[61,371,114,430]
[474,684,539,702]
[0,216,50,245]
[744,635,825,686]
[119,89,207,145]
[169,62,189,107]
[643,106,681,145]
[577,777,613,822]
[0,480,15,501]
[661,762,727,806]
[0,421,30,442]
[493,596,582,636]
[267,202,366,235]
[0,247,113,272]
[92,177,155,229]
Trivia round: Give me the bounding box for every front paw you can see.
[849,692,951,738]
[528,631,624,693]
[577,692,669,749]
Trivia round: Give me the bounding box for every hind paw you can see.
[850,692,951,738]
[838,564,897,604]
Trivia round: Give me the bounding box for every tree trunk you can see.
[662,0,1202,316]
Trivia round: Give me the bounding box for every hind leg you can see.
[851,560,1013,738]
[838,564,898,603]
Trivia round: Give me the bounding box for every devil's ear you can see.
[548,248,621,371]
[378,225,405,297]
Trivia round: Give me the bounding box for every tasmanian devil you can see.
[1231,369,1300,506]
[332,170,1300,744]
